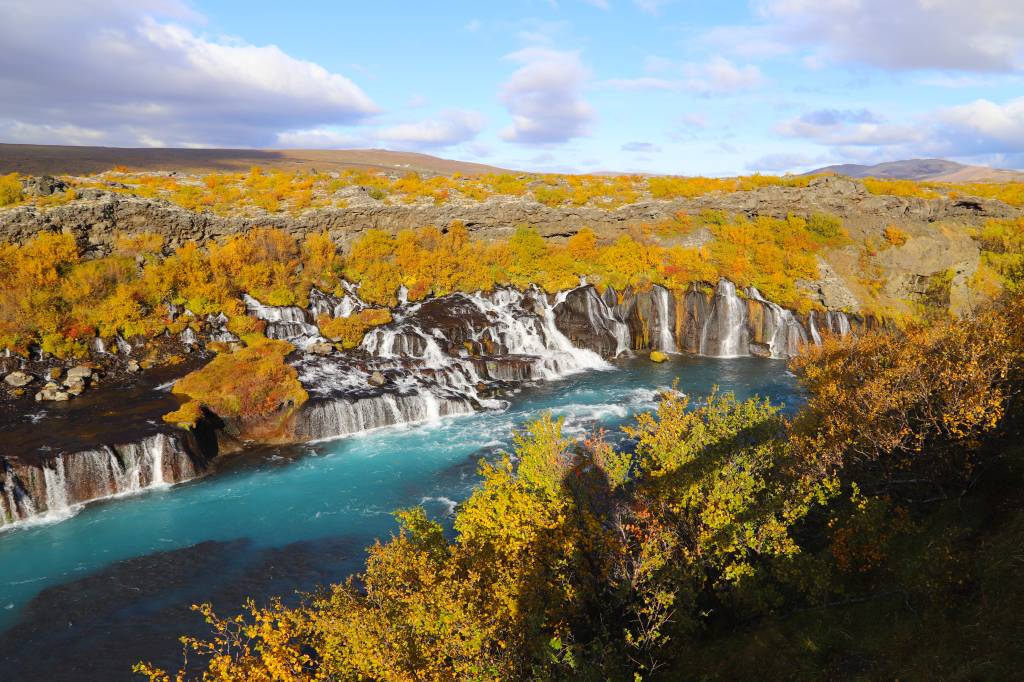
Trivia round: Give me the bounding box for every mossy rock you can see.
[650,350,669,363]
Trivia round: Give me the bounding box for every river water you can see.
[0,355,799,680]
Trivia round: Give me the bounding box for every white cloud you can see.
[683,57,763,94]
[377,110,485,148]
[776,109,925,146]
[622,141,662,153]
[633,0,675,15]
[938,98,1024,154]
[499,47,594,145]
[0,121,107,146]
[0,1,378,148]
[275,128,365,148]
[773,97,1024,167]
[742,0,1024,72]
[604,57,763,95]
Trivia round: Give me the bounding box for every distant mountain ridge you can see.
[807,158,1024,182]
[0,144,511,176]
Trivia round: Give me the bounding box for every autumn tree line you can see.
[0,211,861,360]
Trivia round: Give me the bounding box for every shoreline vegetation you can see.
[135,294,1024,681]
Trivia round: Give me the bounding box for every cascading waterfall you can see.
[296,393,474,441]
[243,294,323,345]
[3,276,864,530]
[42,459,71,515]
[700,279,750,358]
[290,285,617,443]
[555,285,631,357]
[309,285,364,320]
[1,433,203,530]
[808,311,823,346]
[826,310,852,336]
[652,285,677,353]
[747,287,809,359]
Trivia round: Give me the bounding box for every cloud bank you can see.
[499,47,594,145]
[0,1,378,148]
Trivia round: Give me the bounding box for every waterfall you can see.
[1,459,37,526]
[243,294,324,346]
[180,327,199,346]
[700,279,749,358]
[1,433,206,531]
[292,285,618,443]
[552,285,631,357]
[296,393,474,441]
[309,286,366,320]
[115,334,132,355]
[42,459,71,515]
[808,311,823,346]
[826,311,852,337]
[652,285,677,353]
[747,287,809,359]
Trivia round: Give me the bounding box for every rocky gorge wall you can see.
[0,176,1016,256]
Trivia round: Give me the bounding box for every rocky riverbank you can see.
[1,277,863,529]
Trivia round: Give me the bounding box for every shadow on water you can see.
[0,534,364,681]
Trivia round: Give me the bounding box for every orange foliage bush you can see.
[171,339,307,422]
[318,308,393,349]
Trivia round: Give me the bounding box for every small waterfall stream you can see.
[700,280,750,358]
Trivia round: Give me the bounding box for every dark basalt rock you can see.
[613,284,676,352]
[406,294,492,354]
[552,285,623,357]
[21,175,69,197]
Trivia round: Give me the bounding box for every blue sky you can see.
[1,0,1023,174]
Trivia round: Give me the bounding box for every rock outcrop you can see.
[0,177,1016,257]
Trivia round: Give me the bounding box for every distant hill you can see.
[0,144,512,176]
[807,158,1024,183]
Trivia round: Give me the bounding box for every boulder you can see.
[46,367,62,381]
[35,385,70,401]
[4,371,33,388]
[65,378,86,396]
[21,175,69,197]
[66,365,93,381]
[748,342,773,359]
[126,359,141,373]
[308,342,334,356]
[368,371,389,387]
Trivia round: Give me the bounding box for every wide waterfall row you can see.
[261,280,858,443]
[582,279,855,360]
[284,285,614,441]
[245,278,857,367]
[1,432,212,528]
[296,393,475,441]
